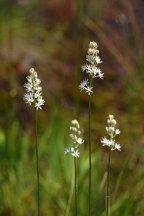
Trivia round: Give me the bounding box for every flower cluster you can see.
[64,120,84,157]
[24,68,45,110]
[100,115,121,151]
[79,41,104,95]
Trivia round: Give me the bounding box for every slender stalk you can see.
[34,109,40,216]
[88,78,93,216]
[106,148,111,216]
[88,93,91,216]
[65,170,74,216]
[74,157,78,216]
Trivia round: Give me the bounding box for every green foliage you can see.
[0,108,144,215]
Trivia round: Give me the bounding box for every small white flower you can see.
[24,93,34,105]
[99,73,104,79]
[35,91,42,98]
[35,97,45,110]
[92,68,104,79]
[64,148,71,154]
[89,41,98,48]
[77,138,84,145]
[69,134,77,142]
[81,65,87,71]
[79,79,89,91]
[111,119,117,125]
[24,83,33,92]
[35,78,41,85]
[78,130,81,135]
[114,143,121,151]
[70,126,77,132]
[109,114,114,119]
[93,68,104,79]
[115,129,121,135]
[85,86,93,95]
[95,56,102,64]
[72,150,80,157]
[29,68,35,73]
[71,120,79,128]
[106,126,115,136]
[36,86,42,92]
[84,65,94,75]
[107,118,116,125]
[101,137,112,147]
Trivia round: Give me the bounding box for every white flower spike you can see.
[64,120,84,158]
[79,41,104,95]
[100,115,121,151]
[24,68,45,110]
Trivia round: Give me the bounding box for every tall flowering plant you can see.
[100,115,121,216]
[65,120,84,216]
[79,41,103,94]
[79,41,103,216]
[24,68,45,109]
[24,68,45,216]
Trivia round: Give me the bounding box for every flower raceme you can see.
[100,115,121,151]
[24,68,45,110]
[64,120,84,158]
[79,41,104,95]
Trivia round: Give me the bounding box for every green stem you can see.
[34,110,40,216]
[74,157,78,216]
[65,170,74,216]
[88,77,93,216]
[88,93,91,216]
[106,148,111,216]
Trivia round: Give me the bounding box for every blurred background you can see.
[0,0,144,215]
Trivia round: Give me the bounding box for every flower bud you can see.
[89,41,98,49]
